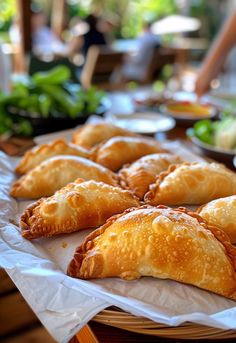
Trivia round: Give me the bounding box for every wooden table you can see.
[0,127,235,343]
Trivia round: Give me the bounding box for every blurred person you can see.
[195,10,236,96]
[31,10,69,56]
[75,14,108,57]
[119,21,161,83]
[98,14,118,44]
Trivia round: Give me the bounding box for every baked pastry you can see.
[145,162,236,206]
[15,139,90,175]
[92,136,165,171]
[198,196,236,244]
[68,205,236,301]
[119,153,182,199]
[10,156,119,199]
[20,179,140,239]
[72,122,136,148]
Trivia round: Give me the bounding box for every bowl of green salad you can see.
[0,65,109,136]
[187,115,236,164]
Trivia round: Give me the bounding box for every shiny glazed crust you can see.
[67,204,236,301]
[91,136,165,171]
[144,162,236,206]
[20,179,140,239]
[119,153,182,199]
[197,195,236,244]
[15,139,90,175]
[10,155,119,199]
[72,122,136,148]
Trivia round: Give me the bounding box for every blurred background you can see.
[0,0,235,88]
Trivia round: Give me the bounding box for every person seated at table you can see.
[119,21,161,83]
[195,10,236,96]
[73,14,108,58]
[31,10,70,56]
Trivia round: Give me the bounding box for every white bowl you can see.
[109,112,175,134]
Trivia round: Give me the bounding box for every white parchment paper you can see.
[1,137,236,343]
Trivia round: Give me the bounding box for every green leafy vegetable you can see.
[214,117,236,150]
[193,119,214,145]
[192,116,236,151]
[32,65,71,86]
[0,65,106,136]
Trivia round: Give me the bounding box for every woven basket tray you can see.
[93,308,236,340]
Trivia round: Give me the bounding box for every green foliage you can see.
[0,65,106,136]
[0,0,15,31]
[67,1,89,19]
[67,0,177,39]
[121,0,177,38]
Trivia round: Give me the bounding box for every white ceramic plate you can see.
[109,112,175,134]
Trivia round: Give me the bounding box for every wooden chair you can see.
[142,47,176,84]
[80,46,124,90]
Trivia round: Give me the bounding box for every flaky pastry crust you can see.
[198,195,236,244]
[119,153,182,199]
[72,122,136,148]
[15,139,90,175]
[11,155,119,199]
[91,136,165,171]
[68,204,236,301]
[144,162,236,206]
[20,179,140,239]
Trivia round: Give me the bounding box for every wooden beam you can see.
[51,0,66,39]
[17,0,32,54]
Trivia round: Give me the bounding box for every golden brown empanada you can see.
[11,156,119,199]
[92,136,165,171]
[20,179,140,239]
[72,122,136,148]
[119,153,182,199]
[145,162,236,206]
[15,139,90,175]
[68,205,236,301]
[198,196,236,244]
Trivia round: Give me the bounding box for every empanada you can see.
[20,179,139,239]
[11,156,118,199]
[15,139,90,175]
[145,162,236,206]
[198,196,236,244]
[72,122,136,148]
[68,205,236,301]
[119,153,182,199]
[92,136,165,171]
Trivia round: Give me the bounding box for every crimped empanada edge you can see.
[67,204,236,294]
[144,162,192,203]
[15,139,90,174]
[15,139,68,174]
[67,204,144,277]
[119,167,154,199]
[20,198,45,239]
[118,163,132,190]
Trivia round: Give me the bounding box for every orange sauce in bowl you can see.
[166,101,213,118]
